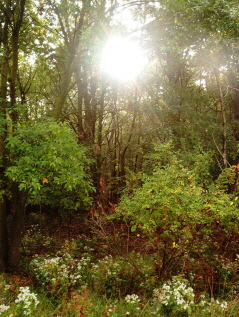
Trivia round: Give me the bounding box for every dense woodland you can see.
[1,0,239,316]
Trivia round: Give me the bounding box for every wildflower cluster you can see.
[30,253,91,295]
[153,276,195,314]
[125,294,140,304]
[124,294,141,315]
[0,304,10,314]
[15,286,39,316]
[197,295,228,314]
[106,303,118,316]
[211,299,228,311]
[152,276,229,316]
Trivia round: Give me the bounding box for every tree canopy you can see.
[1,0,239,271]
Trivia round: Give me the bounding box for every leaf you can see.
[131,225,137,232]
[42,177,48,184]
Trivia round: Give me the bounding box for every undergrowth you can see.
[1,223,239,316]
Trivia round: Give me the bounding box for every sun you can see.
[100,37,148,81]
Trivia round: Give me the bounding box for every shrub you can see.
[5,120,94,210]
[110,143,239,286]
[90,253,156,298]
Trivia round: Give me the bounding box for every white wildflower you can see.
[0,304,10,313]
[125,294,140,304]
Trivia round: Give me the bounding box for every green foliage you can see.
[5,120,94,209]
[89,252,156,298]
[113,147,201,235]
[216,165,239,192]
[112,143,239,238]
[185,150,215,187]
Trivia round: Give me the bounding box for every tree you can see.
[0,0,97,270]
[142,0,239,169]
[3,120,94,269]
[0,0,28,271]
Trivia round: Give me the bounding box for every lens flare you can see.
[101,37,148,81]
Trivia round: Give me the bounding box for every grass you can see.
[1,278,239,316]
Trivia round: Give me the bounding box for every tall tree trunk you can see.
[228,68,239,141]
[9,0,26,123]
[0,133,8,271]
[52,53,75,120]
[0,0,11,272]
[52,3,86,120]
[82,67,98,143]
[7,0,27,270]
[8,184,28,269]
[0,200,8,271]
[0,0,27,272]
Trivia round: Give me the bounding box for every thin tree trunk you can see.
[0,200,8,271]
[214,68,228,168]
[119,108,136,181]
[228,68,239,141]
[97,85,106,170]
[75,69,84,140]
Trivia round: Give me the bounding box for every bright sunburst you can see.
[101,37,148,81]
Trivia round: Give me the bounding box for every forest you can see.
[1,0,239,316]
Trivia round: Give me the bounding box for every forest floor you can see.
[0,209,239,316]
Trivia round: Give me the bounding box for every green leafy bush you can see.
[90,252,156,298]
[113,143,239,234]
[110,143,239,285]
[5,120,94,209]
